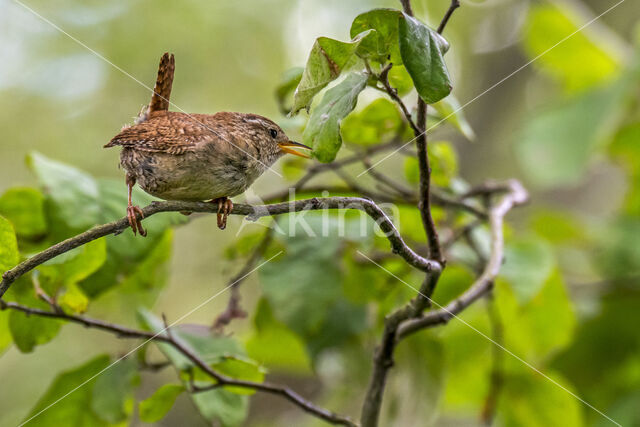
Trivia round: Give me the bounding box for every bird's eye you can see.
[269,129,278,138]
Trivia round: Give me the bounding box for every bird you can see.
[105,53,311,236]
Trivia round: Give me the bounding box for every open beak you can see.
[278,141,312,158]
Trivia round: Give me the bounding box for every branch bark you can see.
[0,196,439,299]
[397,180,528,338]
[0,299,357,426]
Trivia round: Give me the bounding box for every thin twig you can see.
[437,0,461,34]
[0,300,357,426]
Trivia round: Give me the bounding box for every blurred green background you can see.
[1,0,639,425]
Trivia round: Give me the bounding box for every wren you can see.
[105,53,311,235]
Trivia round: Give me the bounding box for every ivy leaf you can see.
[22,355,112,426]
[350,8,402,64]
[0,187,47,238]
[291,31,373,114]
[399,13,452,104]
[139,384,185,423]
[303,72,368,163]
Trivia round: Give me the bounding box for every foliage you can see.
[0,1,639,427]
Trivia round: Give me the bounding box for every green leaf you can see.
[245,299,312,374]
[404,156,420,184]
[303,72,368,162]
[610,122,640,215]
[212,356,267,395]
[0,187,47,238]
[275,67,303,115]
[552,288,640,409]
[23,355,112,426]
[403,141,458,187]
[39,239,107,288]
[0,215,19,273]
[27,151,101,231]
[430,141,458,187]
[5,275,64,353]
[524,4,620,93]
[431,95,476,140]
[341,98,403,146]
[398,13,452,104]
[431,265,475,306]
[350,8,402,64]
[9,308,62,353]
[259,217,368,356]
[499,371,584,427]
[495,271,575,361]
[137,310,252,425]
[91,357,139,423]
[291,31,372,113]
[58,282,90,313]
[138,309,244,370]
[387,65,414,96]
[0,310,12,355]
[388,333,444,425]
[515,82,627,188]
[191,388,248,427]
[139,384,184,423]
[500,236,555,303]
[529,209,585,244]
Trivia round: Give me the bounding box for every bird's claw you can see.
[214,198,233,230]
[127,205,147,237]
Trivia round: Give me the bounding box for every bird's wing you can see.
[104,112,220,155]
[148,52,175,113]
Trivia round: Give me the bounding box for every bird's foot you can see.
[127,205,147,237]
[210,197,233,230]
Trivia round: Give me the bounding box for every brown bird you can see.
[105,53,311,236]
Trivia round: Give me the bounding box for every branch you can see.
[437,0,461,34]
[378,64,420,135]
[360,180,526,427]
[397,180,528,338]
[0,197,439,299]
[212,230,273,330]
[0,300,357,426]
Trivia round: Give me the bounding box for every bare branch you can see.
[0,197,439,299]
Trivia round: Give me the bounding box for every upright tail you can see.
[148,52,175,113]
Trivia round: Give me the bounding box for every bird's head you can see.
[239,114,311,159]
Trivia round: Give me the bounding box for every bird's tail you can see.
[148,52,175,114]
